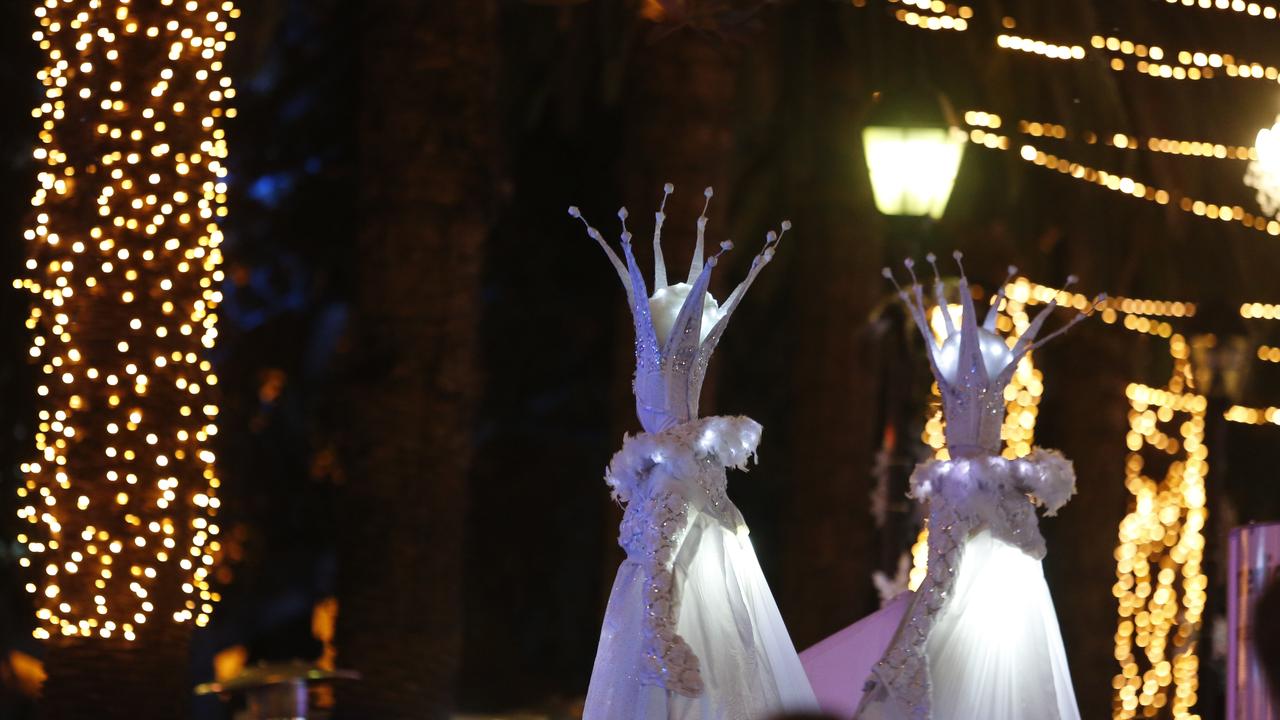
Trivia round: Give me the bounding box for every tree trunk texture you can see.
[771,3,885,647]
[38,623,190,720]
[334,1,495,718]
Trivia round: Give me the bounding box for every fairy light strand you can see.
[859,1,1280,84]
[14,0,236,641]
[964,110,1258,161]
[964,128,1280,238]
[1161,0,1280,23]
[1115,363,1207,720]
[887,0,972,31]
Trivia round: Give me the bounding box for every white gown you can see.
[927,530,1078,720]
[584,419,817,719]
[841,255,1089,720]
[572,188,815,718]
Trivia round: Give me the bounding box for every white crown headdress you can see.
[570,184,789,433]
[883,252,1102,456]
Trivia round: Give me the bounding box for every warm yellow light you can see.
[18,0,233,640]
[863,126,965,219]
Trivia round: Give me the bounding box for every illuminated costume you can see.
[848,254,1092,720]
[571,186,817,719]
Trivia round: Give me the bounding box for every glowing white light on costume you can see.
[934,328,1014,384]
[649,283,721,345]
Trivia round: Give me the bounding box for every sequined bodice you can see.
[604,415,762,697]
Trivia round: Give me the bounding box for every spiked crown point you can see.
[885,254,1098,455]
[572,185,789,433]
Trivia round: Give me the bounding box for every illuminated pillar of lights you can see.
[14,0,237,641]
[1113,334,1207,719]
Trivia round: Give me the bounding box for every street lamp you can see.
[861,91,966,597]
[862,92,966,220]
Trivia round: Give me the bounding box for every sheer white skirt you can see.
[584,510,818,719]
[926,529,1079,720]
[804,529,1079,720]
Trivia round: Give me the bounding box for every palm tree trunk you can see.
[333,1,495,717]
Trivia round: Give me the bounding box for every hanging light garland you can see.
[1255,344,1280,362]
[886,0,972,31]
[14,0,236,641]
[860,1,1280,85]
[1160,0,1280,22]
[1224,301,1280,425]
[965,110,1258,161]
[963,126,1280,237]
[1241,301,1280,318]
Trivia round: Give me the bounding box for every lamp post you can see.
[862,92,966,221]
[861,91,965,593]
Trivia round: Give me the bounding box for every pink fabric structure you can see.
[799,593,910,719]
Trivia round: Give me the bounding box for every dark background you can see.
[1,0,1280,718]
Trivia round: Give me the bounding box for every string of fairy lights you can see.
[1221,303,1280,425]
[857,1,1280,715]
[856,3,1280,238]
[964,110,1259,161]
[1163,0,1280,22]
[14,0,236,641]
[861,0,1280,85]
[961,119,1280,238]
[1116,364,1207,720]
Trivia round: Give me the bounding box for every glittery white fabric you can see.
[584,416,817,718]
[842,256,1091,720]
[574,188,815,719]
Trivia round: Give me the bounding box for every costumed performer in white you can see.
[571,184,818,719]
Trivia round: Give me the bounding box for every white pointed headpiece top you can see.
[884,252,1103,456]
[570,184,789,434]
